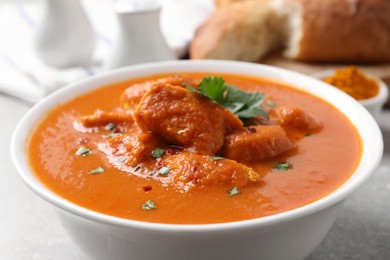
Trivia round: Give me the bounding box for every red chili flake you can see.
[165,148,177,155]
[142,186,153,192]
[156,160,164,168]
[247,127,257,133]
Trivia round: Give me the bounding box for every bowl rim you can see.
[310,69,389,106]
[11,60,383,233]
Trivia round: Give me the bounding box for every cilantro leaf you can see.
[75,146,91,156]
[190,76,268,121]
[104,122,115,131]
[183,82,198,93]
[142,200,157,210]
[227,187,240,196]
[225,86,267,119]
[266,100,276,107]
[90,167,104,174]
[274,162,292,171]
[198,76,227,104]
[157,166,171,176]
[210,156,225,161]
[151,148,165,158]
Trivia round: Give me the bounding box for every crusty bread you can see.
[192,0,390,63]
[285,0,390,62]
[190,0,291,62]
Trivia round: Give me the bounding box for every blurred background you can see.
[1,0,390,105]
[0,0,212,103]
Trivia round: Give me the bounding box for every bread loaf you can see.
[285,0,390,62]
[191,0,390,63]
[190,0,291,62]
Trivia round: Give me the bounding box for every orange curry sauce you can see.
[28,73,361,224]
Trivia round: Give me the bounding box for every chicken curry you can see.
[28,72,361,224]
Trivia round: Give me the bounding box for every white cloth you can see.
[0,0,213,103]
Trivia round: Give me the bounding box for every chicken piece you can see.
[221,125,295,162]
[104,133,163,167]
[120,75,198,110]
[80,110,133,128]
[162,152,261,190]
[276,106,323,132]
[134,84,243,155]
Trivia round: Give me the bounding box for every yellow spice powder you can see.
[324,66,379,100]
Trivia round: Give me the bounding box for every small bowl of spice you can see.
[312,66,389,120]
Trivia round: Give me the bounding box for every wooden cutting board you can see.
[262,54,390,106]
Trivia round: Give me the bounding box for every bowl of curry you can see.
[11,60,383,260]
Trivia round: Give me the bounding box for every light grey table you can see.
[1,94,389,260]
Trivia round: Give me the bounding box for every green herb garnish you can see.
[183,82,198,93]
[75,146,91,156]
[90,167,104,174]
[134,165,141,172]
[117,156,128,163]
[210,156,225,161]
[227,187,240,196]
[185,76,268,120]
[304,133,312,137]
[157,166,171,176]
[104,132,123,138]
[274,162,292,171]
[266,100,276,107]
[150,170,157,176]
[104,122,115,131]
[142,200,157,210]
[198,76,227,104]
[151,148,165,158]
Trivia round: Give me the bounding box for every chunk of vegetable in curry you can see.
[28,73,362,224]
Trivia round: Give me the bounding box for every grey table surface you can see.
[1,94,389,260]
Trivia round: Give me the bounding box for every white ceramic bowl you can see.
[11,60,383,260]
[311,69,389,120]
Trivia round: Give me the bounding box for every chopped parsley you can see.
[75,146,91,156]
[198,76,227,104]
[117,156,128,163]
[134,165,141,172]
[90,167,104,174]
[274,162,292,171]
[151,148,165,158]
[150,170,157,176]
[227,187,240,196]
[183,82,198,93]
[304,133,312,137]
[142,200,157,210]
[210,156,225,161]
[103,132,123,138]
[157,166,171,176]
[266,100,276,107]
[104,122,115,131]
[185,76,268,120]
